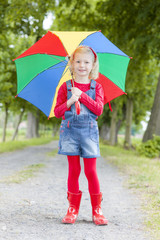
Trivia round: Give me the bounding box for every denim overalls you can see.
[58,79,100,158]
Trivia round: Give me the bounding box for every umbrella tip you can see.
[48,116,50,120]
[65,55,70,61]
[99,30,101,32]
[15,94,18,98]
[129,57,133,59]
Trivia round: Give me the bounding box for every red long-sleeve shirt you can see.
[54,80,104,119]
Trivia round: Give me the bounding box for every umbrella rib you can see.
[48,65,67,70]
[61,66,70,78]
[45,54,67,63]
[51,65,71,81]
[60,66,74,86]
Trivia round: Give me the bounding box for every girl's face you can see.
[72,52,94,79]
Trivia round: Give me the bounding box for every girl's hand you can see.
[71,87,82,98]
[67,94,79,108]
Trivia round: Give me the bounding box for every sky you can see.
[43,13,54,30]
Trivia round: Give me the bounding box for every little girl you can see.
[54,45,108,225]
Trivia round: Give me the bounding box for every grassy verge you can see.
[0,164,45,184]
[0,136,58,154]
[100,142,160,239]
[47,148,58,157]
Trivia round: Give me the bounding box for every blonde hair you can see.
[68,46,99,80]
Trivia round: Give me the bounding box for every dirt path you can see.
[0,141,150,240]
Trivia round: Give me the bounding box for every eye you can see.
[85,61,89,64]
[76,60,80,63]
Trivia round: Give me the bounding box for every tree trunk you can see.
[35,109,40,138]
[115,104,126,144]
[52,124,59,137]
[99,124,110,141]
[124,98,133,149]
[26,110,40,139]
[155,109,160,136]
[109,103,117,145]
[115,119,122,144]
[143,74,160,142]
[2,103,9,142]
[12,108,25,141]
[26,112,33,139]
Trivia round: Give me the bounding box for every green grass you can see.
[47,148,58,157]
[0,136,55,154]
[100,141,160,239]
[0,164,45,184]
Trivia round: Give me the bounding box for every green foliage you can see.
[4,0,55,36]
[0,32,35,108]
[53,0,97,31]
[96,0,159,122]
[98,103,111,127]
[0,0,58,129]
[137,135,160,158]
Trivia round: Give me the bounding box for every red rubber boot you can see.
[62,191,82,224]
[90,192,108,225]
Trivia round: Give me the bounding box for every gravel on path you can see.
[0,141,150,240]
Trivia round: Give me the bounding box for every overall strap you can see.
[66,80,72,91]
[66,80,72,100]
[90,79,96,89]
[90,79,96,100]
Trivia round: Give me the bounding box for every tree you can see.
[53,0,97,31]
[143,72,160,141]
[95,0,160,146]
[0,0,57,140]
[12,107,25,140]
[0,33,18,141]
[7,0,56,138]
[109,103,117,145]
[109,98,126,145]
[0,27,37,141]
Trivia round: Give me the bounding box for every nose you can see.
[80,62,85,67]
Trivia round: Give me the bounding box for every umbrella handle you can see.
[75,101,80,115]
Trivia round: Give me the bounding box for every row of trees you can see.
[0,0,57,141]
[0,0,160,147]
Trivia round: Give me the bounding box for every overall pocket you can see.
[89,122,99,143]
[59,121,71,141]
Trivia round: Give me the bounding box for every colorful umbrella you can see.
[13,31,131,118]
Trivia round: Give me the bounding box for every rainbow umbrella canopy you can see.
[13,31,131,118]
